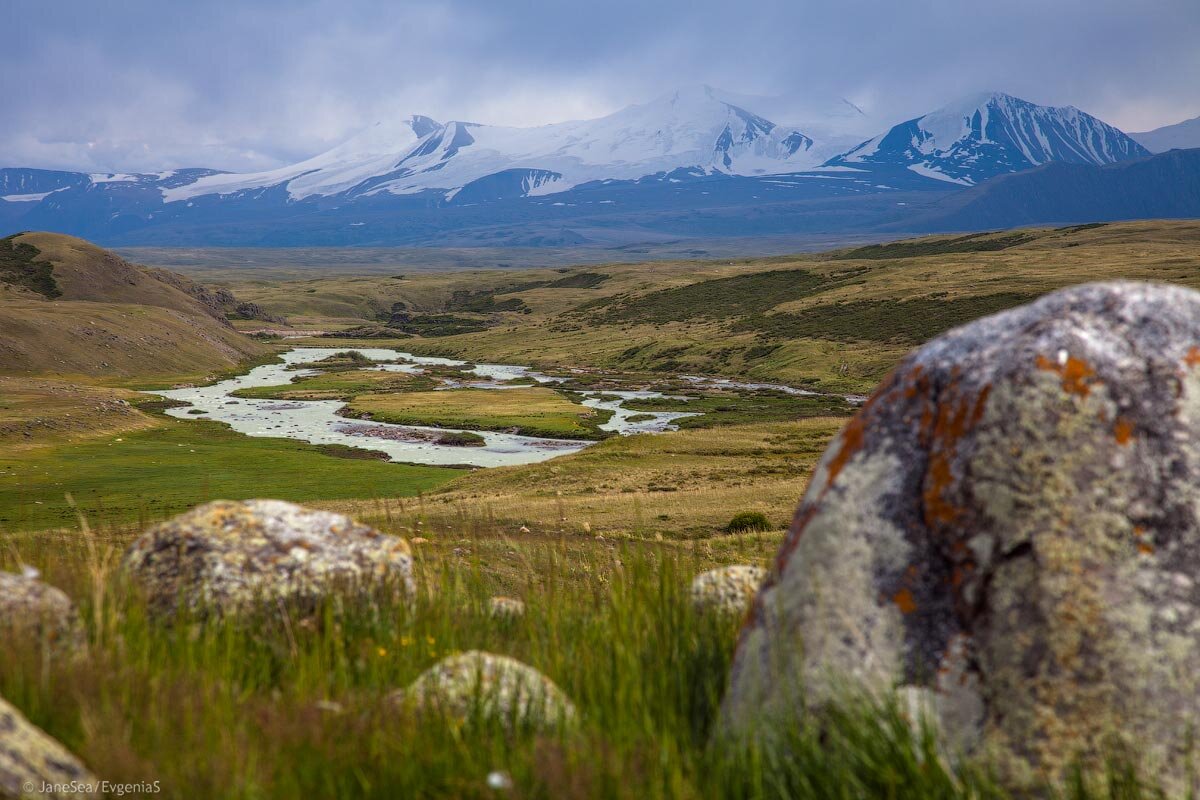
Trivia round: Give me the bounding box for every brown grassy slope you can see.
[0,376,157,450]
[0,233,268,381]
[325,417,844,539]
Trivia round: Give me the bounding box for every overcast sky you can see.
[4,0,1198,173]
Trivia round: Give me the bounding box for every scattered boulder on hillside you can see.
[690,565,765,615]
[488,596,525,620]
[391,651,576,730]
[0,694,99,799]
[122,500,414,618]
[722,282,1200,791]
[0,569,86,655]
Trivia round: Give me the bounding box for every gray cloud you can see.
[3,0,1198,172]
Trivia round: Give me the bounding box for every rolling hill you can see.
[0,232,269,380]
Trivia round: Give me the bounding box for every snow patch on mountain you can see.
[163,85,843,203]
[825,92,1150,185]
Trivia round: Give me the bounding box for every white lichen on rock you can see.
[122,499,414,618]
[391,651,576,730]
[0,695,98,799]
[0,570,86,655]
[690,565,765,615]
[722,282,1200,793]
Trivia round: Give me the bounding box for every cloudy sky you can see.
[4,0,1198,173]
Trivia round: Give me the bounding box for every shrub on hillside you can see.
[727,511,772,533]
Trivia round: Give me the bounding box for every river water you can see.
[153,348,699,468]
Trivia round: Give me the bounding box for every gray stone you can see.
[0,570,85,656]
[690,565,765,615]
[488,596,525,620]
[122,499,414,618]
[722,282,1200,791]
[0,695,98,799]
[391,651,576,730]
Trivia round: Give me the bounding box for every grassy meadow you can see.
[218,220,1200,394]
[346,387,612,440]
[5,222,1200,797]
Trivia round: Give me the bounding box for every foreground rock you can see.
[391,651,575,730]
[690,565,765,615]
[123,500,414,618]
[0,570,85,655]
[0,695,98,799]
[723,282,1200,791]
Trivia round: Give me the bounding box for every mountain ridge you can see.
[0,87,1174,246]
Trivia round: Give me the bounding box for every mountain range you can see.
[1,86,1194,247]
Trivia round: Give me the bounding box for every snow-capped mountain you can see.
[1133,115,1200,153]
[165,86,834,204]
[0,87,1167,247]
[824,92,1150,185]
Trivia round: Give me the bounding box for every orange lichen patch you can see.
[1137,542,1155,555]
[922,385,990,528]
[824,414,867,489]
[893,588,918,614]
[1113,417,1135,445]
[1186,346,1200,368]
[1035,353,1097,397]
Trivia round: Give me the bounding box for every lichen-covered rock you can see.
[690,565,765,615]
[722,282,1200,791]
[391,651,576,730]
[0,695,98,799]
[0,570,86,655]
[488,596,525,620]
[122,499,413,618]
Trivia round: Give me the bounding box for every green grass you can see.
[0,531,1159,800]
[0,416,462,530]
[582,269,834,324]
[622,391,856,428]
[830,231,1041,260]
[231,368,433,401]
[735,292,1040,345]
[0,233,61,298]
[346,387,613,440]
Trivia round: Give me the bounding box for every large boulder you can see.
[391,651,576,730]
[0,570,85,655]
[123,500,414,618]
[722,282,1200,791]
[0,695,98,799]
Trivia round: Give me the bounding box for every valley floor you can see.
[5,221,1200,797]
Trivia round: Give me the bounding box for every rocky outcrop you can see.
[0,695,98,799]
[722,282,1200,791]
[0,570,85,655]
[690,565,764,615]
[391,651,575,730]
[122,500,414,618]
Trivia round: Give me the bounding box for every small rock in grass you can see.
[0,570,86,655]
[122,499,414,619]
[0,694,99,799]
[488,596,525,620]
[391,650,576,730]
[690,565,765,615]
